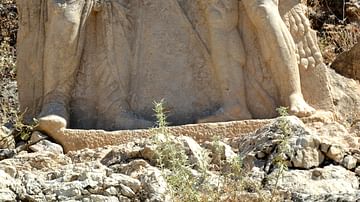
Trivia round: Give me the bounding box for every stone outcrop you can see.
[17,0,333,132]
[277,165,360,201]
[332,42,360,81]
[5,1,360,201]
[32,112,337,153]
[328,68,360,124]
[238,116,360,170]
[1,116,360,201]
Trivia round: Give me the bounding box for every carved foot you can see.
[36,102,69,144]
[198,107,252,123]
[36,115,67,145]
[289,94,316,117]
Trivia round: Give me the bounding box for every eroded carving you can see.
[16,0,334,136]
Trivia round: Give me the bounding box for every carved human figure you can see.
[200,0,252,122]
[203,0,315,121]
[241,0,315,116]
[17,0,322,135]
[37,0,153,132]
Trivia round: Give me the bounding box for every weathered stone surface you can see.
[204,140,238,166]
[29,140,64,154]
[332,42,360,81]
[326,145,346,163]
[291,193,360,202]
[6,1,360,197]
[0,170,24,201]
[29,131,47,142]
[0,189,16,202]
[1,121,360,201]
[88,195,119,202]
[238,116,325,169]
[328,69,360,124]
[23,112,339,153]
[274,165,359,199]
[342,155,358,170]
[40,119,272,152]
[355,166,360,175]
[314,122,358,148]
[179,136,209,169]
[237,115,360,171]
[105,173,141,193]
[0,142,173,201]
[119,184,135,198]
[292,147,324,169]
[17,0,332,134]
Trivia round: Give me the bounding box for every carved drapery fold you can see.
[17,0,333,130]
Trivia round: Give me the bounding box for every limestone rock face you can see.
[328,68,360,123]
[0,120,360,201]
[238,116,359,170]
[1,119,359,201]
[28,131,64,154]
[276,165,360,201]
[235,116,360,201]
[0,145,172,201]
[332,42,360,81]
[239,116,325,169]
[16,0,333,130]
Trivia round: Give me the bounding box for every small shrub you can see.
[268,107,292,202]
[151,101,285,201]
[13,111,37,142]
[152,100,203,201]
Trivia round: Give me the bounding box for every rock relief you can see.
[16,0,334,135]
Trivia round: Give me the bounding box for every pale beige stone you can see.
[42,119,272,153]
[342,155,357,170]
[17,0,333,126]
[16,0,335,150]
[326,145,346,163]
[331,42,360,81]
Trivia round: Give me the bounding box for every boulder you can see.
[238,116,325,169]
[331,42,360,81]
[273,165,360,201]
[342,155,358,170]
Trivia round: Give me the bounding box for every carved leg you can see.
[242,0,315,117]
[91,2,153,130]
[199,0,251,123]
[38,0,91,132]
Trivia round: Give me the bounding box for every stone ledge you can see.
[55,119,272,152]
[46,111,335,152]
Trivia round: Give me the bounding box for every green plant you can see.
[152,99,169,134]
[0,109,38,150]
[152,100,203,201]
[13,110,38,142]
[151,101,283,201]
[269,107,292,202]
[206,136,269,202]
[211,136,243,200]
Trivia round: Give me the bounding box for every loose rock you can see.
[342,155,357,170]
